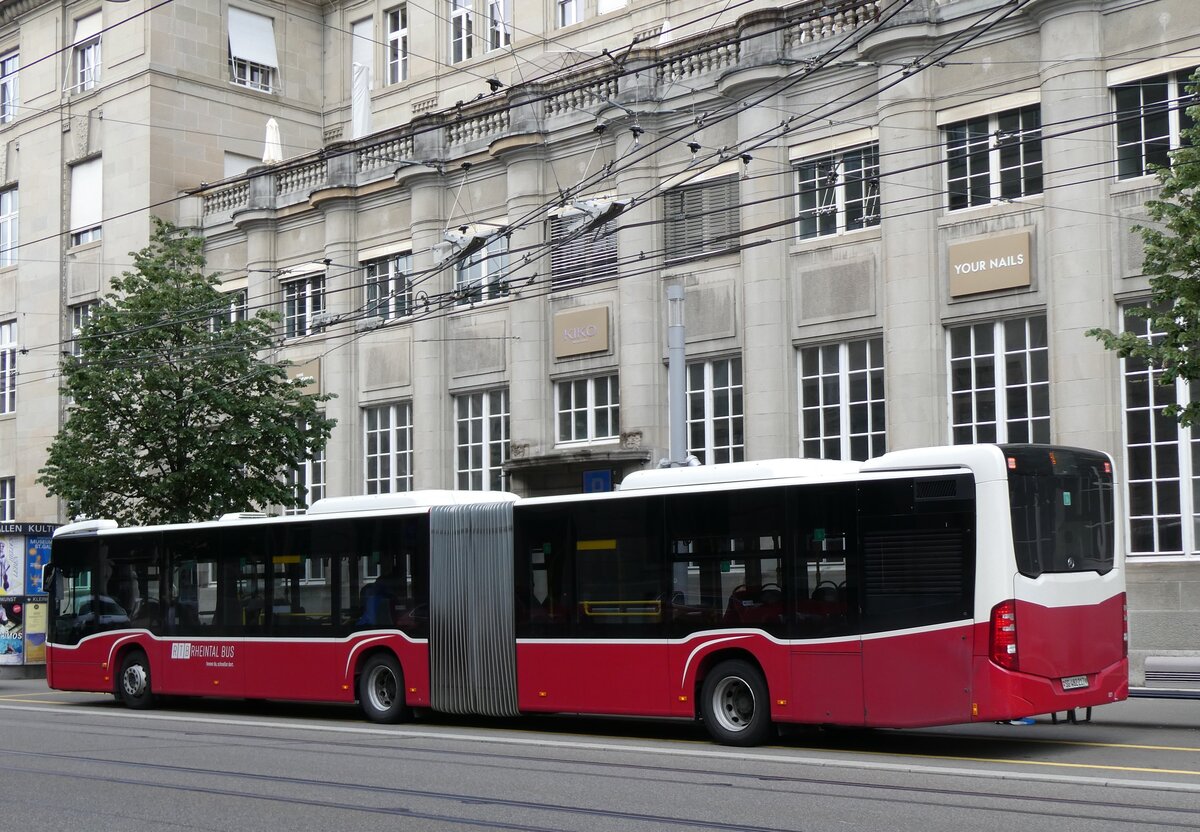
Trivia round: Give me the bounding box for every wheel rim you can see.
[122,663,148,699]
[712,676,756,733]
[367,666,398,712]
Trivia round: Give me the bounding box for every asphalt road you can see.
[1,678,1199,831]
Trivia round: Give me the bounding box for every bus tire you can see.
[700,659,772,746]
[359,654,409,724]
[117,650,155,710]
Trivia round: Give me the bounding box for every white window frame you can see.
[944,105,1043,211]
[364,401,414,494]
[487,0,511,51]
[69,301,97,357]
[231,59,272,92]
[0,188,17,267]
[549,213,618,289]
[556,374,620,446]
[282,273,325,338]
[947,316,1049,445]
[454,234,508,306]
[284,417,326,516]
[0,477,12,521]
[799,336,885,462]
[0,320,15,414]
[558,0,581,27]
[228,7,279,93]
[69,158,102,247]
[71,13,101,93]
[795,142,880,240]
[0,51,18,123]
[364,252,413,320]
[386,6,408,84]
[687,357,744,465]
[455,388,509,491]
[1113,68,1197,181]
[450,0,473,64]
[663,175,741,263]
[1119,305,1198,557]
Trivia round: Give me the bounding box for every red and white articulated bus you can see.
[46,443,1126,746]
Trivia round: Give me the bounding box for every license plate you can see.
[1061,675,1089,690]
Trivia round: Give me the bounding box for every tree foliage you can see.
[39,219,336,525]
[1088,71,1200,425]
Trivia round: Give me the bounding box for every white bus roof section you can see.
[307,490,519,515]
[862,444,1008,482]
[53,519,118,538]
[619,458,862,491]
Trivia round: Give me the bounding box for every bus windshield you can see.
[1003,445,1115,578]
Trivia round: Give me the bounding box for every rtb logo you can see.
[170,642,192,660]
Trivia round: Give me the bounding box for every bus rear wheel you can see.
[117,650,155,710]
[359,654,409,724]
[700,659,772,746]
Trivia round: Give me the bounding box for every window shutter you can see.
[228,7,280,68]
[70,158,102,232]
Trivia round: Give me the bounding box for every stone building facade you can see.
[0,0,1198,681]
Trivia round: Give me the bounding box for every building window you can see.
[1120,306,1198,556]
[556,375,619,445]
[365,253,413,319]
[945,105,1042,210]
[800,337,885,462]
[228,7,279,92]
[455,235,508,305]
[664,176,741,262]
[284,418,326,516]
[364,402,413,494]
[455,389,509,491]
[688,357,744,464]
[69,302,97,357]
[71,13,101,93]
[210,288,246,331]
[549,214,618,289]
[0,320,14,414]
[0,52,18,123]
[948,316,1049,445]
[386,6,408,84]
[795,143,880,239]
[558,0,581,26]
[69,158,102,247]
[487,0,511,50]
[0,188,16,267]
[450,0,473,63]
[1114,68,1197,180]
[283,273,325,338]
[0,477,12,521]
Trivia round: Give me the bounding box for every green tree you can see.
[1088,71,1200,425]
[39,219,336,525]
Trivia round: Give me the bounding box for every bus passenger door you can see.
[790,486,864,726]
[858,476,975,728]
[159,534,245,697]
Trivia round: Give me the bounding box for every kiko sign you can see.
[553,306,610,359]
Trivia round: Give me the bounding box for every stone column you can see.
[403,168,452,488]
[723,62,792,459]
[312,189,357,497]
[1029,0,1119,452]
[493,138,548,479]
[868,36,944,450]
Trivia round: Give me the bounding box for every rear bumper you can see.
[971,655,1128,722]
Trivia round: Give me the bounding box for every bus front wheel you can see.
[700,659,772,746]
[117,650,155,710]
[359,654,409,724]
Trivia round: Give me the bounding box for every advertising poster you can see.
[23,599,46,664]
[25,537,50,595]
[0,597,23,665]
[0,535,25,596]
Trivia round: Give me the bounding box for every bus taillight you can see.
[1123,596,1129,658]
[990,600,1018,670]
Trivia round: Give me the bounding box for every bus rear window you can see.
[1002,445,1115,578]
